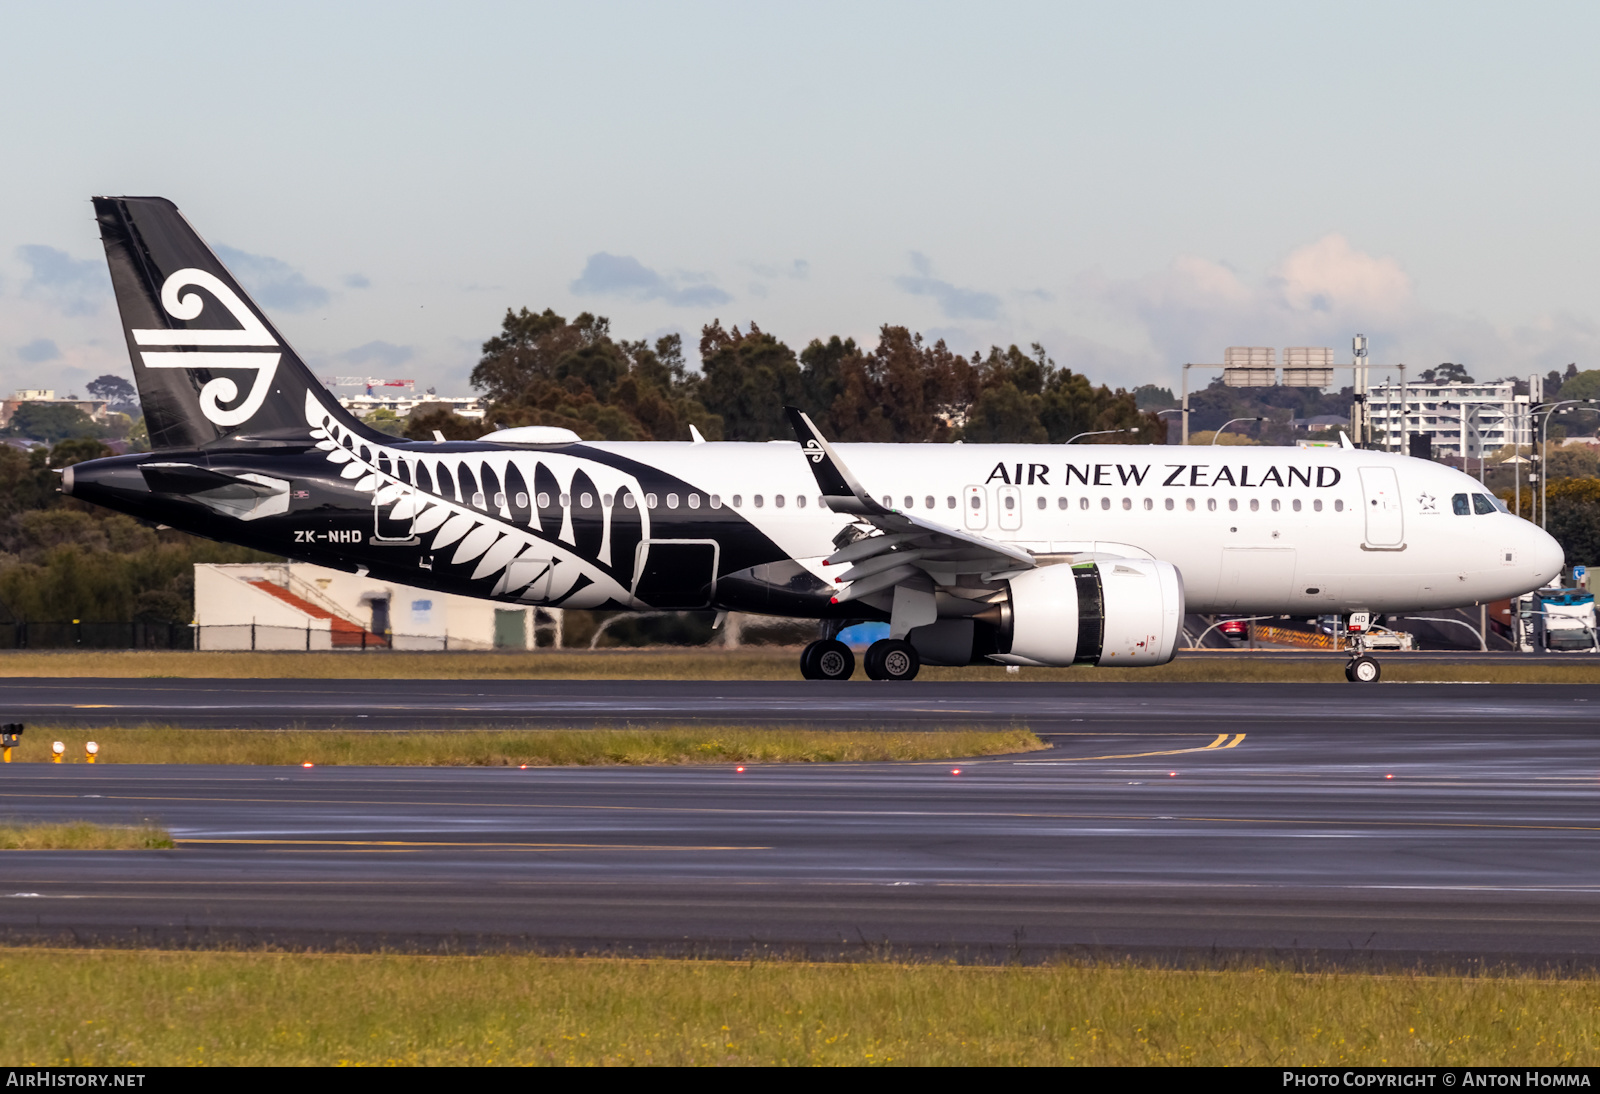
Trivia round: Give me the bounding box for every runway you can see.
[1,681,1599,965]
[6,676,1600,732]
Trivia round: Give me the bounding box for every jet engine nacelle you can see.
[990,559,1186,667]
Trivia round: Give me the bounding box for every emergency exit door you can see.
[964,485,988,530]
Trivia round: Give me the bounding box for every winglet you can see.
[784,406,886,516]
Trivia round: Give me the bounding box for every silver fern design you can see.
[303,392,643,608]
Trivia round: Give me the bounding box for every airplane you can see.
[63,196,1564,683]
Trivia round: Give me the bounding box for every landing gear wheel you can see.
[1346,655,1381,683]
[864,638,920,681]
[800,639,855,681]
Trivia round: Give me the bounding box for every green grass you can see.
[9,726,1047,766]
[0,822,173,850]
[2,950,1598,1065]
[3,648,1597,683]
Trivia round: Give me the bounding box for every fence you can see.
[0,622,464,651]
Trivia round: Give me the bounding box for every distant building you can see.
[1365,379,1537,458]
[0,390,111,429]
[1290,414,1349,433]
[193,561,542,651]
[333,392,485,421]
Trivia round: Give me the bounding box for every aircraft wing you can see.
[784,407,1036,604]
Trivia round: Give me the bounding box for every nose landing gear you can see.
[1345,655,1381,683]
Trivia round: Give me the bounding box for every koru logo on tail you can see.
[131,269,280,427]
[803,439,826,464]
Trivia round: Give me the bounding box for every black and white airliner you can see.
[62,197,1563,682]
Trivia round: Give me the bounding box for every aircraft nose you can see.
[1528,523,1565,585]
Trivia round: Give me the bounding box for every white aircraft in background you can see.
[67,196,1563,683]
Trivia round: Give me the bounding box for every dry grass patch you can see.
[11,726,1045,767]
[0,822,173,850]
[3,950,1600,1066]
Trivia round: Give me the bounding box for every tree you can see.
[4,403,102,443]
[85,374,139,415]
[1419,363,1474,384]
[698,321,803,440]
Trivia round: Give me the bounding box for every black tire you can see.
[1348,655,1381,683]
[864,638,920,681]
[801,639,855,681]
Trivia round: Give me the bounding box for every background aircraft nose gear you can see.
[800,639,855,680]
[864,638,920,681]
[1345,654,1381,683]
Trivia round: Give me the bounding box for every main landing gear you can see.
[799,639,854,680]
[798,638,921,681]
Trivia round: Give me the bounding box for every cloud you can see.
[344,273,371,289]
[215,244,331,312]
[341,340,414,369]
[748,259,810,281]
[16,246,110,316]
[895,252,1002,321]
[1077,233,1600,388]
[16,338,60,363]
[570,253,732,308]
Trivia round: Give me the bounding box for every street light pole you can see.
[1065,427,1140,445]
[1211,416,1266,445]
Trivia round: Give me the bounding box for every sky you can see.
[4,0,1600,402]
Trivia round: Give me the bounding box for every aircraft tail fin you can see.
[93,196,377,450]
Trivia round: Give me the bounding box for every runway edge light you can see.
[51,741,65,763]
[85,741,99,764]
[0,724,22,763]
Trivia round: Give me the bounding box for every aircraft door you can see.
[1359,467,1404,547]
[997,485,1023,531]
[964,485,988,531]
[374,487,418,543]
[632,539,720,608]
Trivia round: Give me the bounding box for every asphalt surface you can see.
[3,675,1600,730]
[0,679,1599,965]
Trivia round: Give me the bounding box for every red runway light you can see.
[1386,774,1394,779]
[951,768,961,776]
[1169,771,1177,777]
[735,766,745,773]
[519,764,528,770]
[301,762,313,768]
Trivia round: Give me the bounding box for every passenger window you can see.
[1036,496,1046,510]
[1164,498,1174,511]
[1228,499,1238,512]
[515,492,529,508]
[775,495,785,508]
[645,493,658,509]
[754,495,765,508]
[1249,499,1259,512]
[494,492,506,508]
[710,494,722,509]
[1292,499,1301,512]
[688,494,701,509]
[1058,497,1068,510]
[1270,499,1279,512]
[904,496,914,509]
[947,496,956,509]
[622,493,635,509]
[732,495,742,507]
[1472,493,1497,515]
[579,492,592,508]
[602,493,613,508]
[883,496,892,507]
[1453,493,1470,515]
[1335,499,1344,512]
[1313,499,1323,512]
[666,493,679,509]
[473,492,487,508]
[537,492,550,508]
[794,495,805,508]
[1004,495,1015,511]
[1079,497,1089,510]
[1185,498,1195,511]
[926,496,935,509]
[1207,498,1217,512]
[971,495,981,510]
[558,493,569,508]
[1121,497,1131,510]
[1100,497,1111,510]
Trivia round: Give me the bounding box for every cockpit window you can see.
[1472,493,1498,515]
[1452,493,1470,515]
